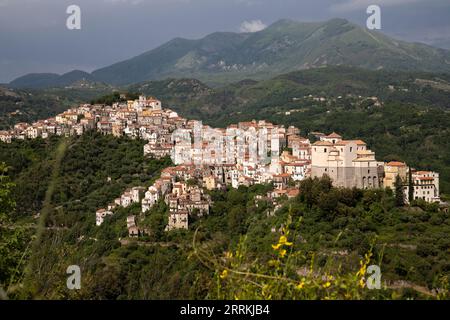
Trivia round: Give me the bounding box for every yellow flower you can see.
[220,269,228,279]
[359,277,366,288]
[272,243,282,250]
[296,281,305,290]
[279,235,293,246]
[272,235,293,252]
[356,260,367,277]
[323,281,331,288]
[280,249,287,258]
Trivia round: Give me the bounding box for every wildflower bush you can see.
[196,217,378,299]
[194,213,448,300]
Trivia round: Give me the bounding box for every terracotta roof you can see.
[287,189,300,197]
[352,140,367,145]
[335,140,366,146]
[387,161,406,167]
[414,171,432,175]
[418,177,434,181]
[326,132,342,138]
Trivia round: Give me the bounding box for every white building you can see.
[96,209,113,226]
[142,186,159,213]
[311,134,384,189]
[404,170,440,203]
[167,211,188,231]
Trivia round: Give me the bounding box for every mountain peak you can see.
[325,17,350,25]
[267,18,351,30]
[268,18,297,27]
[12,18,450,88]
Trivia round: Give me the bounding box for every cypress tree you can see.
[408,166,414,203]
[394,175,405,207]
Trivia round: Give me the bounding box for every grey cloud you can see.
[0,0,449,82]
[330,0,423,12]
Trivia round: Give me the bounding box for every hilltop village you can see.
[0,95,442,236]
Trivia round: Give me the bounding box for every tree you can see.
[408,167,414,203]
[146,201,168,241]
[0,162,15,223]
[0,162,24,296]
[299,176,333,208]
[394,175,405,207]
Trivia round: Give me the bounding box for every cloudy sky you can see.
[0,0,449,82]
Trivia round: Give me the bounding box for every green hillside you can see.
[92,19,450,86]
[1,136,448,300]
[9,70,96,89]
[0,85,114,130]
[3,66,450,195]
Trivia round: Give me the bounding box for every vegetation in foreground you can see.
[0,134,448,300]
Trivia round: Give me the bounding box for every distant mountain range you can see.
[8,70,106,89]
[9,18,450,89]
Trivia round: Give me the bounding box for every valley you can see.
[0,66,449,300]
[1,0,450,306]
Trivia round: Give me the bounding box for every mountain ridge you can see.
[9,18,450,88]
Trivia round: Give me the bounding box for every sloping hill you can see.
[11,19,450,88]
[10,70,95,89]
[9,73,61,89]
[92,18,450,86]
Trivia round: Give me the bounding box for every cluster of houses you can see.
[95,186,145,229]
[167,121,441,204]
[1,94,444,236]
[384,162,441,204]
[0,95,185,143]
[96,165,213,235]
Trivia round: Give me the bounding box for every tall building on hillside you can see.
[384,161,408,189]
[311,133,384,189]
[133,96,162,111]
[403,170,440,203]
